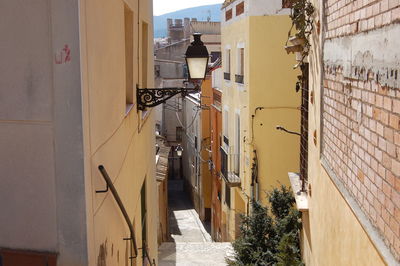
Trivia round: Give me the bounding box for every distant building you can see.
[154,19,221,144]
[219,0,300,241]
[209,59,224,241]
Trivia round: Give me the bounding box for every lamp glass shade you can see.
[186,57,208,80]
[175,145,183,157]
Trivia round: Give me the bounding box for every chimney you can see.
[175,19,182,27]
[167,18,173,29]
[184,18,190,38]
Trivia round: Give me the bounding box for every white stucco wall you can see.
[0,1,88,265]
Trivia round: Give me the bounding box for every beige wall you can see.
[80,0,158,265]
[248,15,300,204]
[0,1,88,265]
[220,7,300,240]
[301,0,390,265]
[221,14,249,240]
[0,1,157,266]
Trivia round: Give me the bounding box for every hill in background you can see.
[154,4,221,38]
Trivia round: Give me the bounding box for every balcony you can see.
[235,74,244,84]
[224,72,231,80]
[220,147,241,187]
[288,172,308,212]
[223,135,229,145]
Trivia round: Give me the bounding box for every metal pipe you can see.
[276,125,301,136]
[98,165,138,260]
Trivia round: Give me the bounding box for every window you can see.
[221,147,228,178]
[225,182,231,208]
[124,5,134,106]
[139,21,149,120]
[235,48,244,84]
[238,48,244,75]
[225,9,232,21]
[236,2,244,16]
[234,113,240,176]
[211,51,221,63]
[141,179,148,262]
[141,22,148,87]
[223,108,229,144]
[282,0,292,8]
[299,64,309,191]
[224,49,231,80]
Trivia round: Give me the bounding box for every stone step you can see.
[158,242,234,265]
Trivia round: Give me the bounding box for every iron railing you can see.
[299,64,309,191]
[224,72,231,80]
[220,147,228,180]
[97,165,156,266]
[220,147,241,187]
[235,74,244,84]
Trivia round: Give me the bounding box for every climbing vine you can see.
[284,0,315,91]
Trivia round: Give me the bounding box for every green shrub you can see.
[227,185,302,266]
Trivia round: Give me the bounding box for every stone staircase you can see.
[158,242,234,265]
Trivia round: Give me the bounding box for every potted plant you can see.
[284,0,314,65]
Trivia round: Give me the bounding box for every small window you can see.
[236,2,244,16]
[235,48,244,84]
[141,21,148,88]
[224,49,231,80]
[234,113,240,175]
[238,48,244,76]
[124,5,134,105]
[211,51,221,63]
[226,49,231,73]
[225,182,231,208]
[139,21,149,119]
[223,108,229,142]
[282,0,292,8]
[225,9,232,21]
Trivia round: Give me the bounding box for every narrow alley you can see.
[158,180,233,265]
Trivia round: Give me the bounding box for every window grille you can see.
[299,64,309,191]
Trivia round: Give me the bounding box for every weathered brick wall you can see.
[325,0,400,39]
[322,0,400,260]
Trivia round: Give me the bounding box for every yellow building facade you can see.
[220,0,300,241]
[80,0,159,264]
[295,0,399,264]
[0,0,158,265]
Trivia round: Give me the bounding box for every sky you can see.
[153,0,224,16]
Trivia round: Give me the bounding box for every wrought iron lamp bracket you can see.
[136,85,199,110]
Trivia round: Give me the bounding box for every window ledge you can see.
[288,172,308,212]
[125,103,134,116]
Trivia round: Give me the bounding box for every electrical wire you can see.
[175,106,200,130]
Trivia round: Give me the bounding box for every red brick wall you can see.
[322,0,400,260]
[325,0,400,39]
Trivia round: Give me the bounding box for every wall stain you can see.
[97,239,108,266]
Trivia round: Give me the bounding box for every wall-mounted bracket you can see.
[137,85,200,110]
[96,182,109,193]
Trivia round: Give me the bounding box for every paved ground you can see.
[158,242,234,266]
[158,180,233,265]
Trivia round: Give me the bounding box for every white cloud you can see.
[153,0,224,16]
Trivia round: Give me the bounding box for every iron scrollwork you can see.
[137,86,199,110]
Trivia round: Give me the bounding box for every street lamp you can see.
[175,144,183,157]
[185,33,209,81]
[137,33,209,110]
